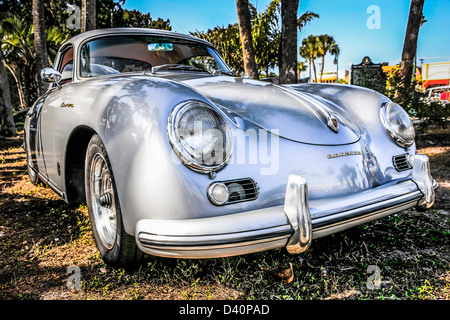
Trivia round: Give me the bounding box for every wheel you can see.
[85,134,143,267]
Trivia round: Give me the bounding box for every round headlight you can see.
[168,101,233,173]
[380,102,415,147]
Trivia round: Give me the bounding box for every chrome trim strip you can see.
[312,198,419,239]
[274,85,340,133]
[311,190,422,227]
[139,234,290,251]
[28,164,66,200]
[138,224,292,248]
[309,180,420,219]
[138,237,289,259]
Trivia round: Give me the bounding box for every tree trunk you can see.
[308,60,311,83]
[279,0,299,84]
[320,55,325,83]
[312,59,317,83]
[5,64,26,109]
[398,0,425,104]
[236,0,258,79]
[81,0,96,32]
[32,0,49,97]
[0,51,17,137]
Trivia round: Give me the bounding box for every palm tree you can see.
[236,0,258,79]
[252,0,281,77]
[1,16,34,109]
[297,61,307,79]
[316,35,340,83]
[279,0,299,84]
[297,11,320,30]
[191,24,244,75]
[32,0,48,96]
[1,16,67,109]
[279,7,319,84]
[299,35,320,83]
[398,0,425,105]
[81,0,96,32]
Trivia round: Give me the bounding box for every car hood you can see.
[167,74,362,145]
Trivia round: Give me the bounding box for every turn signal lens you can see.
[207,182,229,205]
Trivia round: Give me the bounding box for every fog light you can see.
[207,182,229,205]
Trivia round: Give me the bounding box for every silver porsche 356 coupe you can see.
[25,28,437,266]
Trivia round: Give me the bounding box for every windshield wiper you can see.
[169,65,204,72]
[212,69,235,77]
[152,64,205,74]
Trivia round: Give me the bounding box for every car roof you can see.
[56,28,219,83]
[63,28,212,49]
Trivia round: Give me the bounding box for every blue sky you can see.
[123,0,450,74]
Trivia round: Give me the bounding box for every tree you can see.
[194,0,281,77]
[297,11,319,82]
[252,0,281,76]
[120,9,171,30]
[297,11,319,31]
[0,50,16,136]
[299,35,320,83]
[1,16,67,109]
[191,24,244,75]
[1,16,35,109]
[279,0,299,84]
[397,0,425,106]
[236,0,258,79]
[297,60,307,78]
[194,1,317,79]
[316,34,340,83]
[81,0,96,32]
[0,0,33,22]
[32,0,48,96]
[97,0,126,29]
[0,0,168,115]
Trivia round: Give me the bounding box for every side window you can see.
[57,47,74,83]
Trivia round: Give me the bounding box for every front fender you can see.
[95,76,221,235]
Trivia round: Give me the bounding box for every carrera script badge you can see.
[60,102,74,108]
[327,150,362,159]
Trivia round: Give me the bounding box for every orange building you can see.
[421,61,450,88]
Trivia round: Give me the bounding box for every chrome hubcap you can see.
[90,153,117,249]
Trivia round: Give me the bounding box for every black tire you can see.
[85,134,143,267]
[27,159,40,185]
[24,132,40,185]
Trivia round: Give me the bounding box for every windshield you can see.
[79,35,232,78]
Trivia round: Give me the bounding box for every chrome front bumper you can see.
[135,154,436,259]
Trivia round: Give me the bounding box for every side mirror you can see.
[41,67,62,89]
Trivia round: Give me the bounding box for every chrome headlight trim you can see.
[380,102,415,148]
[167,100,233,174]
